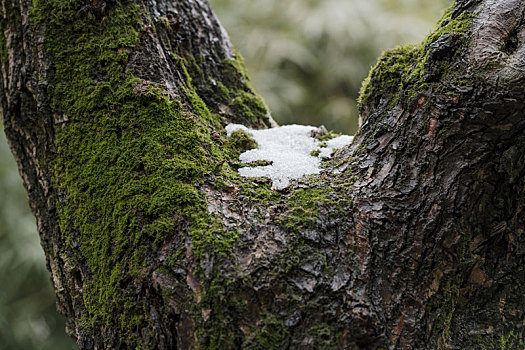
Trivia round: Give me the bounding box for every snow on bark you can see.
[226,123,353,189]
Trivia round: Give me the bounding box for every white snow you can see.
[318,134,354,158]
[226,124,354,189]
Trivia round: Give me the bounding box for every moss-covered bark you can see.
[2,0,273,347]
[1,0,525,348]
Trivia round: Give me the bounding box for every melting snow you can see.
[226,124,354,189]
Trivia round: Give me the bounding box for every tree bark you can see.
[1,0,524,349]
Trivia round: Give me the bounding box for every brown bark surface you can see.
[1,0,524,348]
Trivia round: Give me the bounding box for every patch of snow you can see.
[318,135,354,158]
[226,124,354,189]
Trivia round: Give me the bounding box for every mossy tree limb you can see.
[1,0,525,349]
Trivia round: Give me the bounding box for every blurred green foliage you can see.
[211,0,452,133]
[0,0,450,348]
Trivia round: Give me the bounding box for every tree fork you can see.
[1,0,524,348]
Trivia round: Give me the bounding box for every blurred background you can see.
[212,0,452,134]
[0,0,450,348]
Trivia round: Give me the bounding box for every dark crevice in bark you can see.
[501,27,520,55]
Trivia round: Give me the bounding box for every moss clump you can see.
[284,186,341,229]
[216,54,271,128]
[230,90,269,126]
[358,44,420,108]
[307,323,340,349]
[434,280,460,348]
[499,331,524,350]
[190,271,246,349]
[228,129,258,157]
[243,160,273,168]
[425,7,474,44]
[358,7,474,110]
[174,49,271,128]
[316,130,342,142]
[242,313,291,350]
[473,330,525,350]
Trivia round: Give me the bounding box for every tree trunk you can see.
[1,0,524,348]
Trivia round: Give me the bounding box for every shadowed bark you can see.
[1,0,524,349]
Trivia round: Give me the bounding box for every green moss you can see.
[217,81,231,99]
[499,331,524,350]
[474,330,525,350]
[284,186,339,229]
[30,0,268,345]
[190,174,354,348]
[428,279,460,349]
[240,292,341,350]
[358,6,474,110]
[358,44,421,108]
[228,129,258,156]
[31,0,357,347]
[193,271,248,349]
[238,179,279,202]
[242,313,290,349]
[217,53,271,128]
[243,160,273,167]
[307,323,339,349]
[174,50,271,128]
[428,238,472,348]
[354,6,475,160]
[230,90,269,125]
[426,7,473,44]
[316,130,342,142]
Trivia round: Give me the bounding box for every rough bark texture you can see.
[1,0,524,349]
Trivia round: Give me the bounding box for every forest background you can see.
[0,0,449,348]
